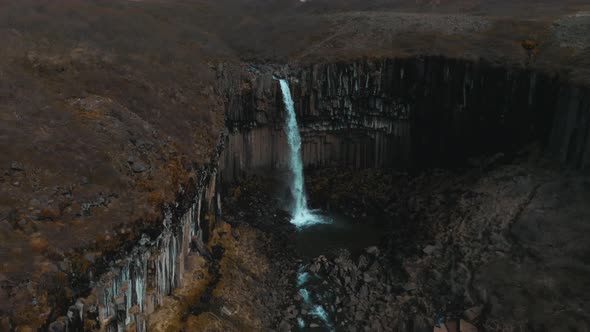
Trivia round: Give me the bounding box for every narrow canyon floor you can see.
[144,151,590,332]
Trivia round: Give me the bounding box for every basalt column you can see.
[220,58,590,182]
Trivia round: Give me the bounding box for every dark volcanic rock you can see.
[221,58,590,184]
[10,161,25,171]
[127,156,149,173]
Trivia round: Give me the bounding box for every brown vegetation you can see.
[2,0,590,328]
[29,235,49,253]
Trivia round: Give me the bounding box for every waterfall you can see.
[279,79,327,228]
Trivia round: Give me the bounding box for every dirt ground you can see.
[147,220,295,332]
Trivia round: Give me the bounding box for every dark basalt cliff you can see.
[218,58,590,332]
[42,139,224,332]
[221,57,590,182]
[40,57,590,331]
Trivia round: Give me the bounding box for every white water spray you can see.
[279,79,327,228]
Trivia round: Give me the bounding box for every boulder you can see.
[48,318,67,332]
[131,161,149,173]
[463,306,483,322]
[459,319,478,332]
[366,246,379,256]
[278,320,291,332]
[423,245,438,255]
[434,325,449,332]
[10,161,25,171]
[127,156,149,173]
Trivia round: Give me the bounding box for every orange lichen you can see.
[521,39,539,50]
[68,252,91,275]
[521,39,540,59]
[30,236,49,253]
[37,208,60,221]
[164,158,186,188]
[147,190,166,209]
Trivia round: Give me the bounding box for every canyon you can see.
[217,58,590,331]
[1,1,590,331]
[28,57,590,331]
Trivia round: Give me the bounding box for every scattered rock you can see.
[460,319,478,332]
[357,255,369,269]
[309,261,321,273]
[221,305,234,316]
[28,198,40,208]
[30,236,49,252]
[37,208,59,221]
[463,306,483,322]
[48,318,66,332]
[127,156,149,173]
[285,305,298,319]
[365,246,379,256]
[10,161,25,171]
[423,244,438,255]
[445,320,459,332]
[278,320,291,331]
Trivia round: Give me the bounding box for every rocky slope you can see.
[298,157,590,331]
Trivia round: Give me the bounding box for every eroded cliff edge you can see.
[222,57,589,183]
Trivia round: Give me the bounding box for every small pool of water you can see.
[294,212,386,259]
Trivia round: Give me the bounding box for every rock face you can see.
[215,58,590,332]
[45,137,225,332]
[220,57,590,182]
[40,57,590,331]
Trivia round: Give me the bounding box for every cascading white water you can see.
[296,265,334,330]
[279,79,327,228]
[279,78,334,330]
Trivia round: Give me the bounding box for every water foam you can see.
[279,79,329,228]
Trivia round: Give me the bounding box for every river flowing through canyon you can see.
[280,78,387,331]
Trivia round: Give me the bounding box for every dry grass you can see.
[146,222,273,331]
[29,235,48,253]
[147,255,212,332]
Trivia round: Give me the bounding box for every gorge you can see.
[215,58,590,331]
[2,1,590,331]
[30,56,590,332]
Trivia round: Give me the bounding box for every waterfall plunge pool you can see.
[294,212,386,259]
[277,78,388,330]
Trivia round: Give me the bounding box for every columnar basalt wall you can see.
[38,58,590,330]
[220,57,590,182]
[46,137,224,332]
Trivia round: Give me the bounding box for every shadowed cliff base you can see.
[213,58,590,331]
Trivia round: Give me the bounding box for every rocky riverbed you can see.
[172,149,590,332]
